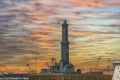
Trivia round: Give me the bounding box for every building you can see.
[112,61,120,80]
[29,20,113,80]
[40,20,75,74]
[29,73,112,80]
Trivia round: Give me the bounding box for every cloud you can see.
[72,0,120,7]
[0,0,120,74]
[100,24,120,28]
[69,30,120,36]
[73,1,109,7]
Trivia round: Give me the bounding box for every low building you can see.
[29,73,112,80]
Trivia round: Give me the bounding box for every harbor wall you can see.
[29,74,112,80]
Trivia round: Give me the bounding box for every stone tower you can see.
[61,20,69,65]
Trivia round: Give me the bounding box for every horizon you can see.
[0,0,120,74]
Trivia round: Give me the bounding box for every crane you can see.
[107,58,111,75]
[51,57,56,66]
[46,62,50,69]
[26,63,35,74]
[95,57,101,71]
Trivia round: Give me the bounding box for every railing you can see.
[0,77,28,80]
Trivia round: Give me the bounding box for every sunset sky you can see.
[0,0,120,74]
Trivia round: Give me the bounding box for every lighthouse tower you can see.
[59,20,74,73]
[112,61,120,80]
[61,20,69,65]
[40,20,75,74]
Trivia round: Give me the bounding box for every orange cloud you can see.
[0,65,26,74]
[69,30,120,36]
[19,9,55,23]
[73,0,111,7]
[32,2,43,8]
[32,33,54,39]
[39,29,60,34]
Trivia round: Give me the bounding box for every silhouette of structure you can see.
[40,20,75,74]
[112,61,120,80]
[61,20,69,65]
[29,20,113,80]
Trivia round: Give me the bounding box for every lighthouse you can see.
[59,20,74,73]
[61,20,69,65]
[40,20,75,74]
